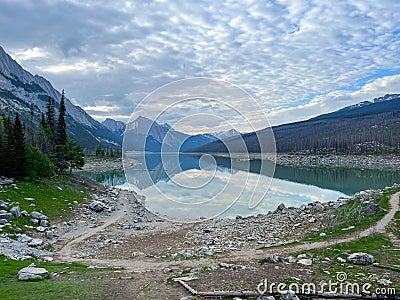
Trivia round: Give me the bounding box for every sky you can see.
[1,0,400,132]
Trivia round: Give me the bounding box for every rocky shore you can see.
[275,153,400,170]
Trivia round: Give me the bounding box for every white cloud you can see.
[0,0,399,130]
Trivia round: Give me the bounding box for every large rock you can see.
[89,200,106,212]
[30,211,48,220]
[347,252,375,265]
[363,204,381,217]
[297,258,312,266]
[0,200,8,210]
[18,263,49,281]
[9,206,21,218]
[0,212,12,221]
[280,290,300,300]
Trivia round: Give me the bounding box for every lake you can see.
[83,153,400,220]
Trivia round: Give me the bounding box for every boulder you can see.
[28,238,43,247]
[347,252,374,265]
[40,219,49,227]
[89,200,105,212]
[297,258,312,266]
[9,206,21,218]
[0,212,12,221]
[18,263,49,281]
[280,290,300,300]
[363,204,381,217]
[30,211,48,220]
[263,254,280,263]
[0,200,8,210]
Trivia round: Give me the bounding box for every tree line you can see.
[0,90,84,180]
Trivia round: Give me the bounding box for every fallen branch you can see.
[177,280,398,299]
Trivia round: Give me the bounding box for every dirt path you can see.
[55,192,400,271]
[56,190,134,261]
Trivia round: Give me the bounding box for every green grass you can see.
[0,256,107,299]
[303,186,400,242]
[0,176,90,233]
[298,234,393,262]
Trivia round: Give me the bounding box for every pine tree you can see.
[40,113,46,128]
[56,89,67,146]
[0,116,3,175]
[2,116,14,177]
[46,96,55,138]
[12,114,27,179]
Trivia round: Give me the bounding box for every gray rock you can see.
[0,219,8,225]
[0,212,12,221]
[45,231,53,239]
[18,263,49,281]
[285,256,297,263]
[275,203,286,212]
[363,204,381,217]
[337,257,346,263]
[258,297,275,300]
[28,238,43,247]
[21,210,29,217]
[30,211,48,220]
[263,254,280,263]
[297,258,312,266]
[314,202,325,211]
[9,206,21,218]
[179,297,196,300]
[347,252,374,265]
[280,290,300,300]
[40,219,49,227]
[30,218,39,225]
[18,234,33,243]
[89,200,105,212]
[297,254,307,259]
[0,200,8,210]
[0,236,48,260]
[24,197,35,201]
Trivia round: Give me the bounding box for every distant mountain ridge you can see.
[102,118,126,136]
[123,116,241,152]
[195,94,400,154]
[0,46,121,150]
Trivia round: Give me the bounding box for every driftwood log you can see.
[177,280,399,299]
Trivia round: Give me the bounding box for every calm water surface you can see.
[83,154,400,220]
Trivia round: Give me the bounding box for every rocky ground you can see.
[275,153,400,170]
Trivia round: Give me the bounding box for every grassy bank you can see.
[0,256,109,300]
[0,176,91,233]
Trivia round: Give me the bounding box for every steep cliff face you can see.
[0,46,121,150]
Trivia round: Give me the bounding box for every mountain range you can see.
[1,45,398,155]
[0,46,121,150]
[197,94,400,154]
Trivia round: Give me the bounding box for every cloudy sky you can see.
[1,0,400,130]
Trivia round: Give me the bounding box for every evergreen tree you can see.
[40,113,46,128]
[45,96,55,138]
[0,116,3,175]
[26,145,54,179]
[56,90,67,146]
[12,114,27,179]
[2,116,14,177]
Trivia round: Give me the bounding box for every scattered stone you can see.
[280,290,300,300]
[40,219,49,227]
[28,238,43,247]
[24,197,35,201]
[284,256,297,263]
[263,254,280,263]
[319,232,326,237]
[297,258,312,266]
[0,212,12,221]
[30,211,48,220]
[377,278,392,286]
[89,200,106,212]
[180,297,196,300]
[21,210,28,217]
[297,254,307,259]
[18,263,49,281]
[9,206,21,218]
[0,200,8,210]
[347,252,375,265]
[45,231,53,239]
[337,257,346,263]
[363,204,381,217]
[258,296,275,300]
